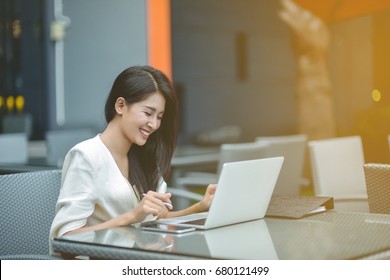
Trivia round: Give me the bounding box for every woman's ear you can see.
[115,97,126,115]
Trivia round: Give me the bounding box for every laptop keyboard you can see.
[181,218,206,226]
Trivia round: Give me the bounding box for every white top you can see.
[49,135,166,253]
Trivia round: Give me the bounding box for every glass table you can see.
[52,211,390,260]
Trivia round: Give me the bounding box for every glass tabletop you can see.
[53,211,390,260]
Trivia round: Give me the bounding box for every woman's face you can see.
[118,92,166,146]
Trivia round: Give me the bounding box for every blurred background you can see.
[0,0,389,163]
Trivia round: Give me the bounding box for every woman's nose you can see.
[147,116,159,129]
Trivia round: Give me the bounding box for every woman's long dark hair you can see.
[104,65,177,198]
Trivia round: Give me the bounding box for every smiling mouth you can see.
[140,129,151,138]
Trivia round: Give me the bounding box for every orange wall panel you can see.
[147,0,172,80]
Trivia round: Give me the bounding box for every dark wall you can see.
[0,0,48,139]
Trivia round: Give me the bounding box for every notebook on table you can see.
[265,195,334,219]
[157,156,284,230]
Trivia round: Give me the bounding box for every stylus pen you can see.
[142,193,173,210]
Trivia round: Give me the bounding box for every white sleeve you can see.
[49,148,97,239]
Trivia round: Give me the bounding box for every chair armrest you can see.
[176,175,218,187]
[166,187,203,201]
[333,194,368,202]
[183,171,217,179]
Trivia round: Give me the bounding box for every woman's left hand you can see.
[198,184,217,212]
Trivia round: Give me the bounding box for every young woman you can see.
[49,66,216,250]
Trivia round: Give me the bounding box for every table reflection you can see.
[60,226,174,253]
[58,219,277,259]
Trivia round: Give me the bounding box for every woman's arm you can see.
[65,191,173,235]
[161,184,217,219]
[64,211,139,235]
[64,184,215,235]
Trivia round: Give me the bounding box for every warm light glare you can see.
[371,89,381,102]
[15,95,25,112]
[6,96,14,111]
[12,19,21,39]
[0,96,3,108]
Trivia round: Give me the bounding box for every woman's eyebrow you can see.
[143,106,164,114]
[143,106,156,111]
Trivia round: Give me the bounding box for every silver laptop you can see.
[158,156,284,230]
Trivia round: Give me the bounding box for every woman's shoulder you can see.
[73,134,101,149]
[62,134,115,176]
[67,135,108,162]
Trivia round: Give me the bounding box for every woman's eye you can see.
[144,112,151,116]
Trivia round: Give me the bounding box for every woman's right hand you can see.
[64,191,173,234]
[133,191,172,221]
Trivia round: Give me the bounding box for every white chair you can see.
[255,134,307,195]
[172,141,271,209]
[308,136,369,212]
[0,133,28,164]
[45,128,96,167]
[2,113,33,139]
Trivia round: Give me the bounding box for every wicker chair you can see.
[363,163,390,214]
[0,170,62,259]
